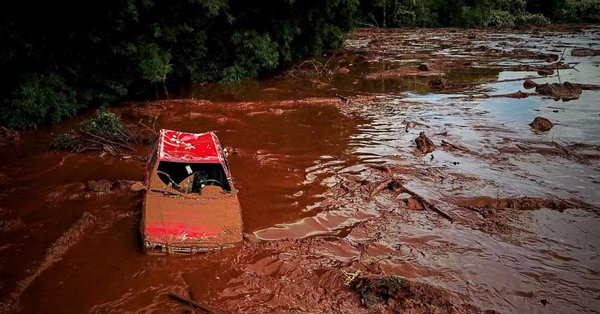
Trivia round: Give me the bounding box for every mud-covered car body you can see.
[141,129,243,254]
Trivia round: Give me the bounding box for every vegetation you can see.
[1,0,596,129]
[50,110,152,155]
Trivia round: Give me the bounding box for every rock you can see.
[523,79,538,89]
[545,54,559,62]
[415,132,435,154]
[337,66,350,74]
[404,197,425,210]
[537,68,554,76]
[387,179,402,192]
[130,181,145,192]
[349,275,474,312]
[498,91,530,99]
[418,63,430,71]
[428,78,450,89]
[268,108,284,115]
[571,48,600,57]
[535,82,582,101]
[86,180,114,193]
[529,117,554,132]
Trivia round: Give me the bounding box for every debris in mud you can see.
[418,63,430,71]
[365,66,445,79]
[370,176,455,222]
[535,82,582,101]
[167,292,215,314]
[454,196,584,212]
[537,68,554,76]
[403,197,425,210]
[49,110,153,156]
[428,78,450,90]
[441,140,472,154]
[129,181,145,192]
[571,48,600,57]
[350,275,477,313]
[387,179,402,192]
[490,90,531,99]
[529,117,554,132]
[58,179,144,199]
[337,66,350,74]
[86,180,115,193]
[0,127,20,146]
[415,132,434,154]
[0,218,26,232]
[523,79,538,89]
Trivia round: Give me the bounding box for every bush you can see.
[0,73,80,129]
[557,0,600,23]
[1,0,358,129]
[49,132,79,151]
[488,10,516,27]
[82,110,124,140]
[516,13,550,25]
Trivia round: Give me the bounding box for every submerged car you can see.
[141,129,243,254]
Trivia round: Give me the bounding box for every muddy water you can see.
[1,26,600,313]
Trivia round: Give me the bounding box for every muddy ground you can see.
[1,25,600,313]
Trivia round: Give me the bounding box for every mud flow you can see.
[1,26,600,313]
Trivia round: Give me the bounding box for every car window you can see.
[156,161,231,192]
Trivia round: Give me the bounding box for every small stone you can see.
[337,67,350,74]
[415,132,435,154]
[529,117,554,132]
[523,79,537,89]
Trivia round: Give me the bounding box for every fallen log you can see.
[168,292,215,314]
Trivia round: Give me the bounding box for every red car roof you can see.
[157,129,223,163]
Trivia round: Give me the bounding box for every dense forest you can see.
[1,0,598,128]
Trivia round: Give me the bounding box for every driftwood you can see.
[168,292,216,314]
[370,178,454,223]
[402,185,454,222]
[441,140,471,153]
[81,130,134,151]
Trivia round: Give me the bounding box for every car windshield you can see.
[154,161,231,193]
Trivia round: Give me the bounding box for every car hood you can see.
[142,188,243,247]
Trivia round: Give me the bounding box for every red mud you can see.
[1,25,600,314]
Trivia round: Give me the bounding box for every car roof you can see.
[157,129,223,163]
